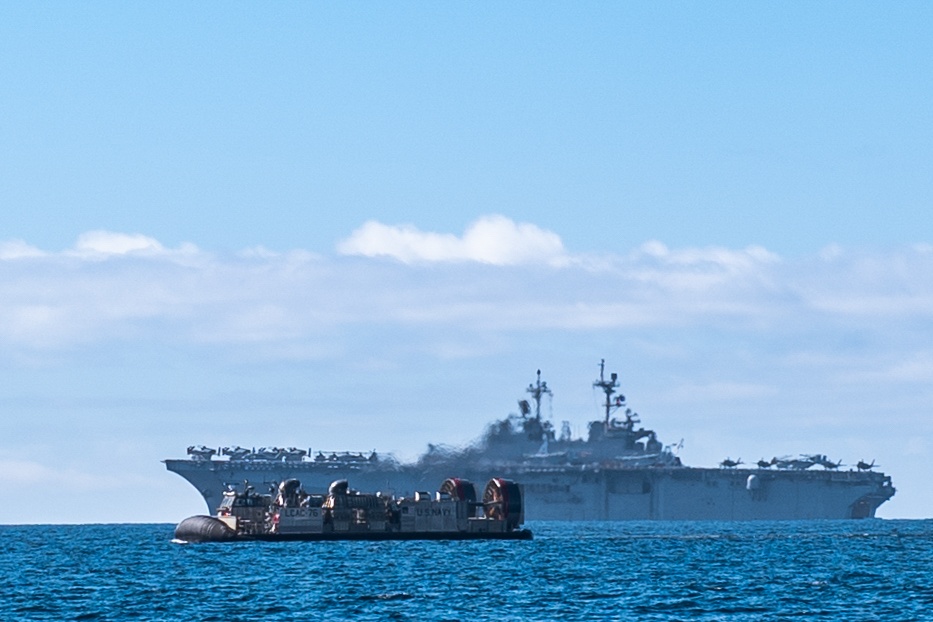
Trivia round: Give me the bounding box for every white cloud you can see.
[0,225,931,355]
[792,248,933,317]
[73,230,165,256]
[635,240,779,270]
[61,230,201,260]
[336,215,567,265]
[0,240,45,260]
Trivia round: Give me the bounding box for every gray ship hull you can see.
[166,361,896,520]
[164,458,895,521]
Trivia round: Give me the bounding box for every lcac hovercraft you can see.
[174,477,531,543]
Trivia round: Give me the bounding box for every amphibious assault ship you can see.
[165,360,896,521]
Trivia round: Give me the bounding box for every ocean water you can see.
[1,520,931,621]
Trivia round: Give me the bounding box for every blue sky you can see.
[1,3,932,522]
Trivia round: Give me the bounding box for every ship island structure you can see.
[165,360,895,521]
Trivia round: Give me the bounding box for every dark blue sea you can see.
[1,520,931,621]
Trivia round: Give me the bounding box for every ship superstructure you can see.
[165,360,895,521]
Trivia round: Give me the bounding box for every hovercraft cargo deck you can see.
[174,476,532,543]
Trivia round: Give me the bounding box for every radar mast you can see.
[525,369,552,421]
[593,359,625,426]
